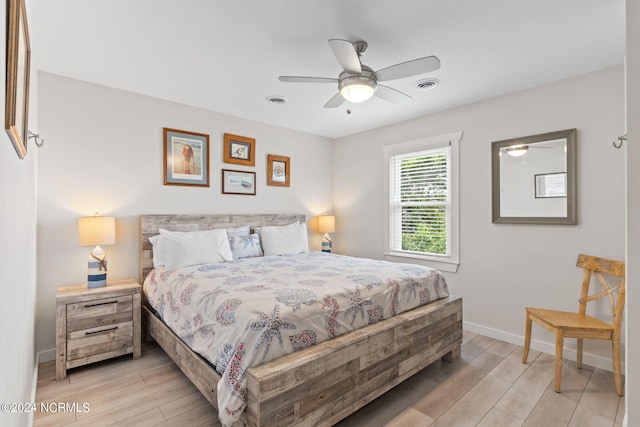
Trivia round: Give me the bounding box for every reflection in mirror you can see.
[492,129,576,224]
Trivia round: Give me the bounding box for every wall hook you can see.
[613,134,627,149]
[28,131,44,148]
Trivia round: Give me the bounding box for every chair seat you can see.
[522,254,625,397]
[526,307,613,338]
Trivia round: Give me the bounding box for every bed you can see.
[139,214,462,427]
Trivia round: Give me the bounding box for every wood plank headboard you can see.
[139,214,306,283]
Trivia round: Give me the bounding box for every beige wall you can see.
[35,73,334,359]
[0,0,39,426]
[335,66,626,370]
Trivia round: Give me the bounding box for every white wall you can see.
[35,73,334,358]
[0,1,39,426]
[335,66,626,369]
[625,0,639,423]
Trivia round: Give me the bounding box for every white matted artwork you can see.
[223,133,255,167]
[267,154,290,187]
[222,169,256,195]
[163,128,209,187]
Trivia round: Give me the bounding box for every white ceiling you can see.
[31,0,625,139]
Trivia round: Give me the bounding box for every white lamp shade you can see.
[317,215,336,233]
[78,216,116,247]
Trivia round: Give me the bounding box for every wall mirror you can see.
[491,128,577,224]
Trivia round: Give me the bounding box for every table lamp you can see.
[78,215,115,288]
[317,215,335,253]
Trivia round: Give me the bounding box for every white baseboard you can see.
[463,321,622,372]
[38,348,56,363]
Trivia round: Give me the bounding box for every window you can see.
[384,132,461,272]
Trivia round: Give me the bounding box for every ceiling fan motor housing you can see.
[338,66,378,102]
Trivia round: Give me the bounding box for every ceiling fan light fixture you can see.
[341,83,375,103]
[339,72,377,103]
[506,145,529,157]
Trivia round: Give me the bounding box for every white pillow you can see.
[259,221,309,256]
[254,221,298,238]
[159,228,233,270]
[149,234,166,268]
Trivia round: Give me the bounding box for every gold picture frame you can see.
[5,0,31,159]
[223,133,255,166]
[267,154,290,187]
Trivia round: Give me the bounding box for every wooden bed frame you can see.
[139,214,463,427]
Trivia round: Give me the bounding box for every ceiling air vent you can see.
[414,78,440,90]
[265,96,286,105]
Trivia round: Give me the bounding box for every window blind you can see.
[389,146,451,256]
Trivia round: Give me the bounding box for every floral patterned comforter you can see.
[143,252,449,427]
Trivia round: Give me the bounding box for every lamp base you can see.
[87,248,108,288]
[321,233,332,253]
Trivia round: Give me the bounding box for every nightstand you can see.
[55,279,141,380]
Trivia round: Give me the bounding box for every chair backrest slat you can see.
[576,254,625,323]
[577,254,625,277]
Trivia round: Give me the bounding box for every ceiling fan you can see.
[502,144,554,157]
[279,39,440,108]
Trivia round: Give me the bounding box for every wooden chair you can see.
[522,254,625,396]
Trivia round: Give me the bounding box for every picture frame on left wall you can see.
[163,128,210,187]
[5,0,31,159]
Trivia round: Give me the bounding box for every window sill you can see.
[384,252,459,273]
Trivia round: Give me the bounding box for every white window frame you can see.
[383,131,462,272]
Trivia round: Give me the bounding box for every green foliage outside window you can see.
[398,154,448,255]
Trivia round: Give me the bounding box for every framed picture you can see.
[267,154,290,187]
[223,133,255,166]
[5,0,31,159]
[535,172,567,198]
[163,128,210,187]
[222,169,256,195]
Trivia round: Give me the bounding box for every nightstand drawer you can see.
[66,295,133,332]
[56,279,142,379]
[67,320,133,361]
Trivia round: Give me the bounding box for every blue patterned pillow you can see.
[229,234,263,259]
[226,225,250,238]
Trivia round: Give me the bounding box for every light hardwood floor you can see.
[34,331,624,427]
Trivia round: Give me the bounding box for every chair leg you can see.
[522,312,532,364]
[576,338,583,369]
[613,338,623,396]
[554,332,564,393]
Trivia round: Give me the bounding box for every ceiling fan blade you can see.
[376,56,441,82]
[279,76,338,84]
[328,39,362,74]
[324,92,345,108]
[375,84,412,104]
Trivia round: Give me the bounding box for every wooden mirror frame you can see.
[5,0,31,159]
[491,128,577,225]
